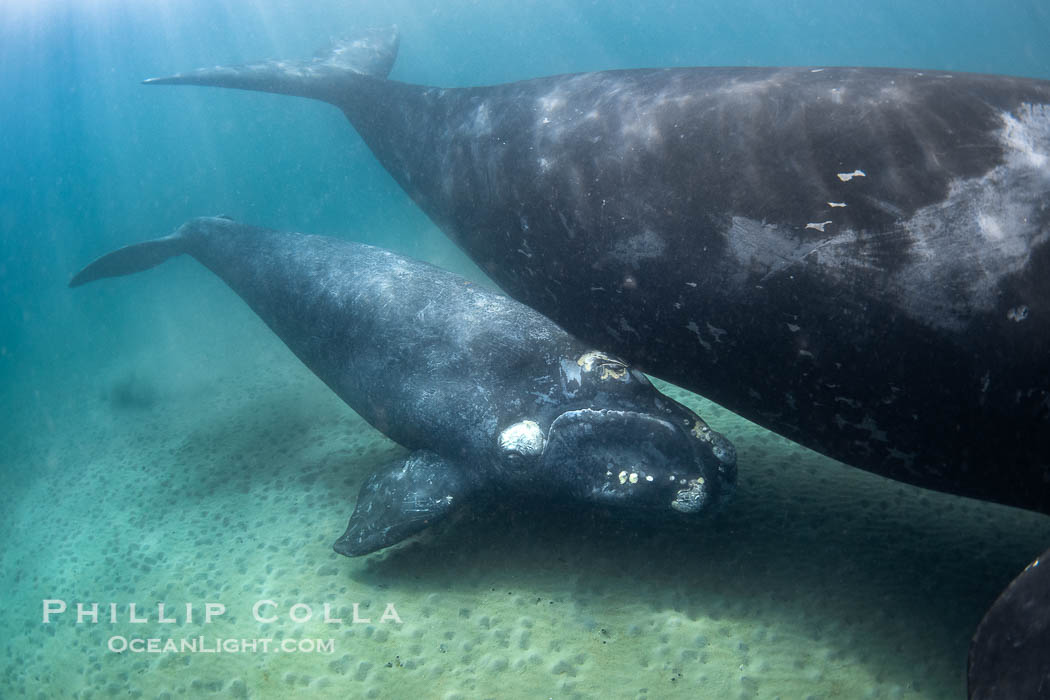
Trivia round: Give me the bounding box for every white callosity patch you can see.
[498,420,546,458]
[670,477,708,513]
[576,350,626,374]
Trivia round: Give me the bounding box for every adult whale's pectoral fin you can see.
[968,547,1050,699]
[143,26,399,100]
[333,450,476,557]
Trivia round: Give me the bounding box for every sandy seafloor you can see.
[2,264,1049,700]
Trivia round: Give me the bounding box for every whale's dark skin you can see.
[968,547,1050,699]
[142,28,1050,686]
[144,29,1050,516]
[69,217,736,556]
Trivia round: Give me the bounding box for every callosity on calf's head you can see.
[503,350,737,515]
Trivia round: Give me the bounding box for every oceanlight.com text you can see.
[107,636,335,654]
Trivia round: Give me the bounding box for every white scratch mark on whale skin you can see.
[837,169,866,182]
[805,221,833,232]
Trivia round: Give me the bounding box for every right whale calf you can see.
[69,217,736,556]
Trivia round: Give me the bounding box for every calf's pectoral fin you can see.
[333,450,476,557]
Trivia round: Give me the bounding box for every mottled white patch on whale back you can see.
[977,212,1004,241]
[609,229,667,266]
[713,72,788,99]
[538,94,566,113]
[724,102,1050,333]
[530,72,698,160]
[619,114,662,144]
[891,102,1050,329]
[472,102,492,135]
[725,216,879,287]
[1002,103,1050,169]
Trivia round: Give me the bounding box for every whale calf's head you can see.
[503,351,736,515]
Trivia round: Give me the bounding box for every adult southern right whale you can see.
[145,28,1050,514]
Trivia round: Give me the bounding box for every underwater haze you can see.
[3,1,1050,698]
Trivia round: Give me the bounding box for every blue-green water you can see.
[3,2,1050,698]
[4,0,1050,391]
